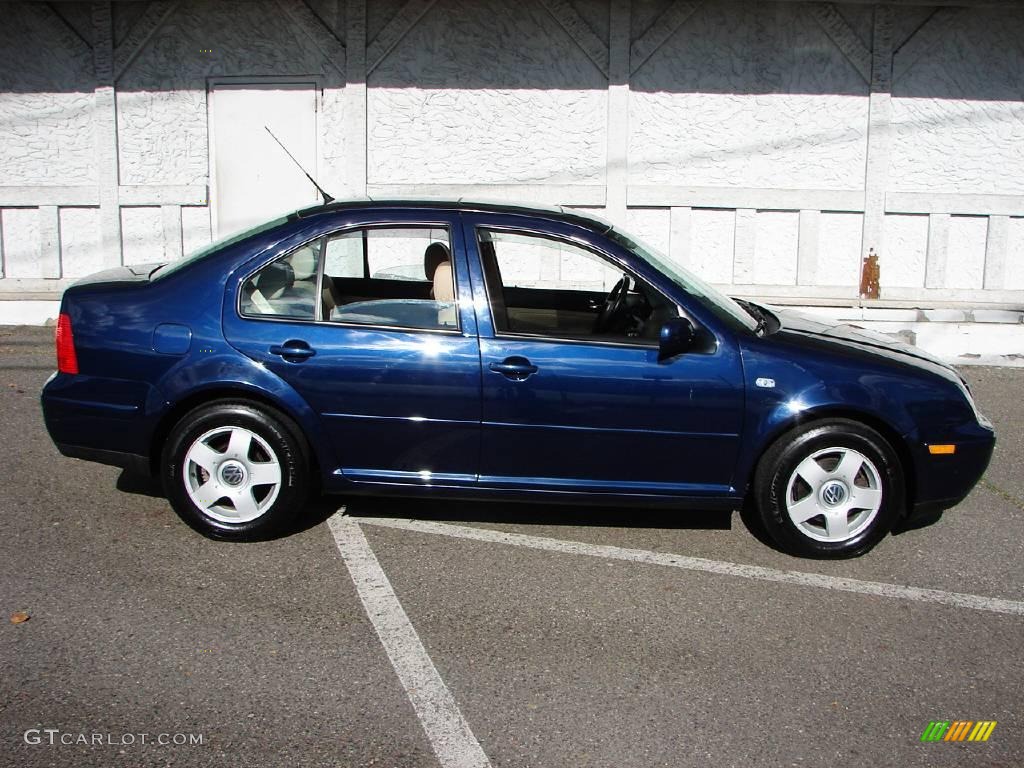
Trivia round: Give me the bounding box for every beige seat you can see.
[432,261,454,302]
[322,277,343,319]
[429,250,456,327]
[246,261,291,315]
[261,244,318,318]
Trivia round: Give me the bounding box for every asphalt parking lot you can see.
[2,324,1022,768]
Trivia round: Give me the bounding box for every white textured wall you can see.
[0,5,95,185]
[946,216,988,290]
[121,207,164,265]
[117,0,342,187]
[688,210,736,284]
[1,208,41,278]
[625,208,670,257]
[58,208,102,278]
[818,212,863,288]
[1008,218,1024,290]
[367,0,607,186]
[890,10,1024,196]
[629,1,868,190]
[0,0,1021,312]
[752,211,799,285]
[882,214,928,289]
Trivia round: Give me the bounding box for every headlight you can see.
[954,375,991,428]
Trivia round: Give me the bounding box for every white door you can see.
[211,83,319,238]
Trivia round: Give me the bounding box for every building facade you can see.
[1,0,1023,360]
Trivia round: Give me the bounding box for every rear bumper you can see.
[41,372,155,470]
[54,442,151,476]
[909,429,995,517]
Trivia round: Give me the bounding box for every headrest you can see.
[256,260,294,300]
[423,242,451,281]
[290,245,318,280]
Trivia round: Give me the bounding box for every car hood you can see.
[768,306,955,374]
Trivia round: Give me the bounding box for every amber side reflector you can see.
[928,444,956,455]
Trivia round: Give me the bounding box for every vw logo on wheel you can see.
[220,462,245,487]
[821,481,847,507]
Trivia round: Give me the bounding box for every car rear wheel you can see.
[162,401,310,540]
[754,419,904,558]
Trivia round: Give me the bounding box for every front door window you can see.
[477,228,679,344]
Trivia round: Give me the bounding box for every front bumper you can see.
[909,429,995,517]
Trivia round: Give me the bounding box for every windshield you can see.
[609,228,759,333]
[151,215,291,280]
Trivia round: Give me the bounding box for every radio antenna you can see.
[264,126,335,205]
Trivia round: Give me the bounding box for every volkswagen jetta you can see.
[41,200,994,558]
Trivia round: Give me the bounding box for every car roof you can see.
[292,197,614,235]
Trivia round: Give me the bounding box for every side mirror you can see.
[658,317,696,361]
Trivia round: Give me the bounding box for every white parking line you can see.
[328,514,492,768]
[356,515,1024,617]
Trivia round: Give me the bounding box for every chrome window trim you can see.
[233,312,465,337]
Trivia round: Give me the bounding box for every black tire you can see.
[753,418,904,558]
[161,400,311,540]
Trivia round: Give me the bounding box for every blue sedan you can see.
[40,200,994,557]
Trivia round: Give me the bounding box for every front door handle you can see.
[269,340,316,361]
[489,356,538,381]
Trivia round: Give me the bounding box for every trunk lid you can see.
[66,263,163,291]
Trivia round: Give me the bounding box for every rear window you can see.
[151,216,291,281]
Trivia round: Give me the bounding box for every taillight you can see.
[55,312,79,374]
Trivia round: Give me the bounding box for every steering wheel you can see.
[594,274,630,334]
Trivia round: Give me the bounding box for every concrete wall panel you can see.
[689,209,735,285]
[59,207,103,278]
[1,208,42,278]
[753,210,798,286]
[882,213,929,289]
[1006,217,1024,290]
[817,212,862,288]
[946,215,988,290]
[121,206,164,265]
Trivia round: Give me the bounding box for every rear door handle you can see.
[269,340,316,361]
[488,356,538,381]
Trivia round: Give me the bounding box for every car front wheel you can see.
[162,400,311,540]
[754,419,904,558]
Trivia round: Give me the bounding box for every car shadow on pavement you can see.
[115,469,344,540]
[115,469,162,497]
[340,495,734,531]
[114,468,940,548]
[116,469,734,534]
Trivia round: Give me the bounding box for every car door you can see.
[223,213,482,486]
[462,214,745,497]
